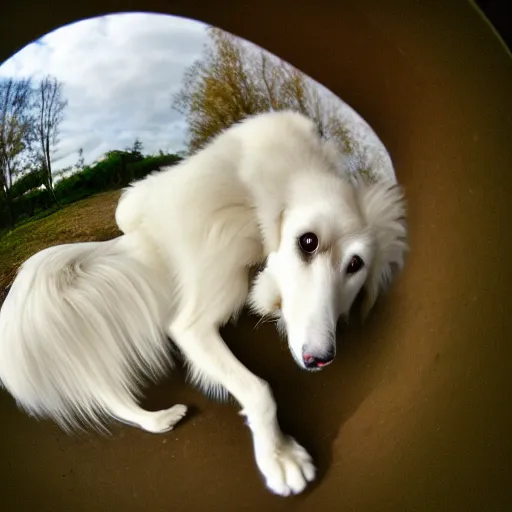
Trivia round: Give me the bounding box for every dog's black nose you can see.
[303,350,335,369]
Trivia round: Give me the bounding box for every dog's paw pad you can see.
[256,436,316,496]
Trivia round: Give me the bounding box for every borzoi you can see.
[0,110,407,496]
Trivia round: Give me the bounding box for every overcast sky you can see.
[0,13,395,181]
[0,13,208,171]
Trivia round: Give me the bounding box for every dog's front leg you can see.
[169,322,316,496]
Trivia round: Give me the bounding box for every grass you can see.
[0,190,122,304]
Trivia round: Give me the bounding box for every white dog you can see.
[0,111,407,496]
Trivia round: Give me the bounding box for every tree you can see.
[123,138,144,160]
[172,26,369,176]
[76,147,85,170]
[34,75,68,206]
[173,28,267,152]
[0,77,34,227]
[131,138,143,156]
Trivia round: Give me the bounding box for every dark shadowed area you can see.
[1,0,511,511]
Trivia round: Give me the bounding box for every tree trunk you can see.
[44,143,61,208]
[44,173,60,208]
[1,185,14,229]
[47,182,60,208]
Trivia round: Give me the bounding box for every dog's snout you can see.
[302,348,335,370]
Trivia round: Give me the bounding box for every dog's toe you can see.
[256,435,316,497]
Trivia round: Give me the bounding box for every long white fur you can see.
[0,110,408,496]
[0,239,175,432]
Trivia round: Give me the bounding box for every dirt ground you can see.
[1,1,511,511]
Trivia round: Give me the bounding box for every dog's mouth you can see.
[303,364,330,373]
[300,360,334,373]
[288,346,335,372]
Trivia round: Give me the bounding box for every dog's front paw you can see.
[255,435,316,496]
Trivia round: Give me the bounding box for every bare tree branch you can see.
[0,77,34,226]
[34,75,68,206]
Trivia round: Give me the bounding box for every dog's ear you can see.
[356,179,408,320]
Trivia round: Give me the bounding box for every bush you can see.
[53,151,183,201]
[11,170,45,198]
[130,154,182,181]
[0,151,184,231]
[12,188,53,219]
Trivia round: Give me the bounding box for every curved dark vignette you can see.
[1,1,511,511]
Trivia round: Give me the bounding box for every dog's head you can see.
[249,172,408,371]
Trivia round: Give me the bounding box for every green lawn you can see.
[0,190,122,304]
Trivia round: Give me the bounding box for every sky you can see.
[0,13,208,171]
[0,12,394,181]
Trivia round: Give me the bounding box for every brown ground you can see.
[1,1,511,511]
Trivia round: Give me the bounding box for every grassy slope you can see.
[0,190,122,304]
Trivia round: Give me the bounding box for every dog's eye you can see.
[346,255,364,274]
[298,232,319,253]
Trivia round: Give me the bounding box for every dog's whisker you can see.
[253,314,274,330]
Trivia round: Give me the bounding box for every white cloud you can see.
[0,13,395,183]
[0,13,208,170]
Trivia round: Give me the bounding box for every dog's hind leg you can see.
[168,321,315,497]
[102,394,187,434]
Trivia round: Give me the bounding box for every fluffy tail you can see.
[0,237,173,432]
